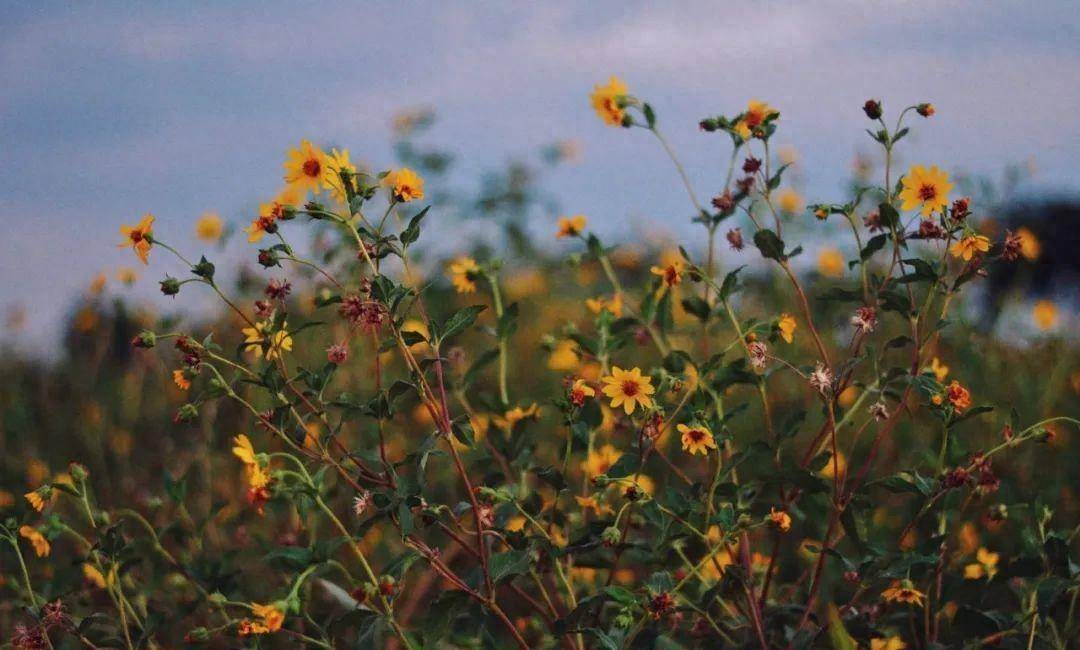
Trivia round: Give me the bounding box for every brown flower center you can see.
[688,429,705,442]
[129,230,144,243]
[303,158,321,178]
[621,380,640,397]
[918,183,937,202]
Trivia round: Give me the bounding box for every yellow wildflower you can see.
[769,507,792,532]
[899,165,953,216]
[581,444,622,478]
[871,638,907,650]
[118,214,154,264]
[1015,226,1040,260]
[19,525,50,557]
[195,212,224,242]
[325,148,357,202]
[448,256,481,294]
[776,188,804,215]
[930,357,949,382]
[493,403,540,432]
[382,167,425,202]
[677,423,717,456]
[556,215,587,238]
[283,139,331,195]
[963,547,999,580]
[650,259,684,292]
[242,320,293,360]
[116,267,139,285]
[600,366,656,415]
[817,248,845,277]
[881,581,925,606]
[949,234,990,261]
[251,603,284,633]
[590,76,628,127]
[586,294,623,317]
[777,313,797,343]
[547,340,579,371]
[1032,300,1059,331]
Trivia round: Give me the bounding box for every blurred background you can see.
[1,1,1079,352]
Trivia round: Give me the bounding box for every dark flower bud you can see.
[174,403,199,423]
[742,156,762,174]
[916,103,935,117]
[726,228,744,251]
[699,118,719,132]
[191,256,215,280]
[160,276,181,296]
[257,248,280,268]
[863,99,882,120]
[132,330,156,348]
[601,526,621,547]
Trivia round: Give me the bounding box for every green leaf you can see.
[860,234,888,261]
[488,549,531,583]
[719,265,746,301]
[681,296,711,322]
[753,229,786,262]
[826,605,856,650]
[879,202,900,229]
[399,206,430,246]
[438,305,486,342]
[643,103,657,128]
[496,302,519,339]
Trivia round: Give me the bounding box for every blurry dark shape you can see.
[982,199,1080,322]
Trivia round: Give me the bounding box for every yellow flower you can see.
[242,320,293,360]
[899,165,954,216]
[1032,300,1059,331]
[881,581,926,606]
[24,489,48,512]
[283,139,331,195]
[172,369,191,391]
[586,294,623,317]
[246,187,302,243]
[569,379,596,407]
[557,215,587,238]
[949,234,990,261]
[19,525,50,557]
[600,366,656,415]
[930,357,949,382]
[734,100,779,139]
[777,313,797,343]
[83,563,108,589]
[819,451,847,480]
[493,403,540,432]
[964,547,999,580]
[232,434,258,465]
[115,267,139,285]
[195,212,224,242]
[650,259,684,292]
[118,214,155,264]
[768,507,792,533]
[251,603,284,633]
[382,167,425,202]
[776,188,804,215]
[575,495,613,516]
[590,76,628,127]
[1015,226,1040,260]
[547,340,580,371]
[871,637,907,650]
[677,423,717,456]
[817,248,845,277]
[325,148,357,202]
[581,444,622,478]
[448,256,481,294]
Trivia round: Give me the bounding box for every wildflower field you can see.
[1,82,1077,649]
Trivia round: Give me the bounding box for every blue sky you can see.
[2,1,1078,352]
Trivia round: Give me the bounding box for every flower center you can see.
[621,380,640,397]
[688,429,704,442]
[918,183,937,202]
[303,158,321,178]
[129,230,143,243]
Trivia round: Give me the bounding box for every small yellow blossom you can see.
[242,321,293,360]
[251,603,284,633]
[195,212,224,242]
[493,403,540,432]
[325,148,357,202]
[930,357,949,382]
[382,167,425,202]
[173,369,191,391]
[283,139,331,195]
[735,99,779,139]
[118,214,155,264]
[777,313,797,344]
[19,525,50,557]
[949,234,991,261]
[963,547,999,580]
[115,267,139,285]
[1015,226,1040,260]
[600,366,655,415]
[1032,300,1059,331]
[590,76,628,127]
[899,165,953,216]
[547,340,579,371]
[556,215,587,238]
[575,495,614,516]
[83,563,108,589]
[89,273,107,295]
[776,188,804,215]
[568,379,595,406]
[581,444,622,478]
[817,248,845,277]
[768,507,792,532]
[677,423,717,456]
[448,257,481,294]
[871,638,907,650]
[24,489,48,512]
[650,259,684,292]
[881,580,925,606]
[586,294,623,317]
